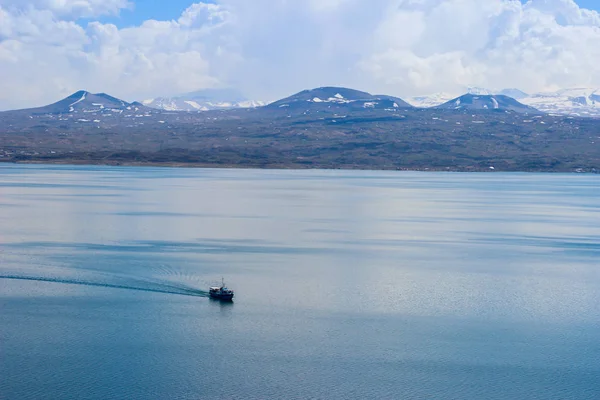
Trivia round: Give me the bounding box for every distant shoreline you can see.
[2,159,597,174]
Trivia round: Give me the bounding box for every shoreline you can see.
[1,159,597,174]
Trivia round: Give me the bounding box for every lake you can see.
[1,165,599,399]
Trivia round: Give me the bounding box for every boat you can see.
[209,278,234,301]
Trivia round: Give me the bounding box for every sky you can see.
[0,0,599,110]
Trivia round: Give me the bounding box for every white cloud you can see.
[525,0,600,25]
[0,0,132,19]
[0,0,599,110]
[178,2,229,28]
[351,0,600,96]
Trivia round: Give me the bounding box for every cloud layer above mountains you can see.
[0,0,599,109]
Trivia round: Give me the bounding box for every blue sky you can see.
[102,0,600,28]
[571,0,599,10]
[103,0,216,27]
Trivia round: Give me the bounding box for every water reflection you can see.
[1,165,599,400]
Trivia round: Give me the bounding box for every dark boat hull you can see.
[209,293,234,301]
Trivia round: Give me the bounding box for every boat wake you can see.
[0,273,208,298]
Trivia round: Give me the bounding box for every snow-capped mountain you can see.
[266,87,413,111]
[142,88,266,111]
[407,93,455,108]
[497,89,529,100]
[408,87,521,107]
[519,88,600,117]
[435,94,539,113]
[22,91,151,115]
[408,88,501,108]
[0,91,162,130]
[410,87,600,117]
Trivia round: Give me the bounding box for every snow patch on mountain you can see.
[143,97,266,111]
[69,92,87,106]
[142,88,266,112]
[183,101,208,111]
[407,93,455,108]
[307,95,352,104]
[266,87,414,111]
[519,88,600,117]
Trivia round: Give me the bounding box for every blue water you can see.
[1,165,599,399]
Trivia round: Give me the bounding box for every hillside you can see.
[0,88,598,172]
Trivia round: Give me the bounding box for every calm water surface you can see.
[1,165,599,399]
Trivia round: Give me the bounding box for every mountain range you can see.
[1,86,543,119]
[138,85,600,118]
[1,86,598,173]
[17,86,593,118]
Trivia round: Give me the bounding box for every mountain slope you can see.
[0,91,162,131]
[9,91,153,116]
[266,87,413,113]
[435,94,540,113]
[2,101,598,172]
[32,91,127,114]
